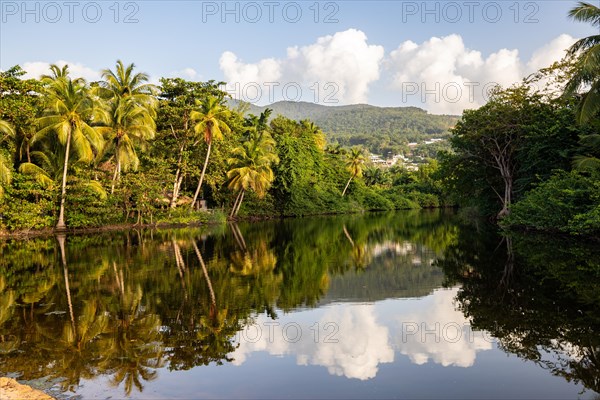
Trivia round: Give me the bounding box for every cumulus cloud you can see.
[231,304,394,380]
[219,29,384,104]
[22,60,101,81]
[394,288,493,367]
[170,67,200,80]
[388,34,576,114]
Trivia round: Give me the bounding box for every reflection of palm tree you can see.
[103,277,164,396]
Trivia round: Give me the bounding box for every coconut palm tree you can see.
[227,133,278,217]
[564,2,600,123]
[342,147,366,196]
[97,61,157,193]
[35,65,106,230]
[189,96,231,210]
[0,119,15,197]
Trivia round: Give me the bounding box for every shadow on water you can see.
[0,210,598,397]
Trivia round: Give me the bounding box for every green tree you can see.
[190,96,231,210]
[35,65,106,229]
[342,147,366,196]
[0,119,15,197]
[156,78,227,209]
[564,2,600,123]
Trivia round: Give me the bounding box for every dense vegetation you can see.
[0,65,445,232]
[440,1,600,236]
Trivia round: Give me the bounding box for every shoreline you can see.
[0,378,55,400]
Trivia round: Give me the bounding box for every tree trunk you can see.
[56,130,72,230]
[342,175,353,197]
[234,190,245,216]
[110,143,121,195]
[170,166,182,209]
[191,141,212,210]
[170,144,186,209]
[230,190,243,218]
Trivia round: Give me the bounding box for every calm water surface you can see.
[0,210,598,399]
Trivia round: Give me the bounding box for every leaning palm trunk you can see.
[342,175,354,197]
[234,190,245,216]
[190,142,212,210]
[230,190,243,218]
[56,130,72,230]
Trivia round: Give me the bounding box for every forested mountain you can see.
[231,100,459,154]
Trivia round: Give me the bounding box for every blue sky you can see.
[0,0,595,113]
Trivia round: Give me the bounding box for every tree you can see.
[227,133,279,217]
[444,86,565,218]
[342,147,366,196]
[564,2,600,123]
[189,96,231,210]
[0,120,15,197]
[156,78,228,209]
[35,65,106,230]
[97,61,157,193]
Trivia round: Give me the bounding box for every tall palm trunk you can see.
[190,141,212,210]
[111,138,122,195]
[56,129,72,230]
[342,175,354,197]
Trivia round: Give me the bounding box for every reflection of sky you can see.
[232,304,394,380]
[231,288,492,380]
[73,287,596,399]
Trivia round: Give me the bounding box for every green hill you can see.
[230,100,459,155]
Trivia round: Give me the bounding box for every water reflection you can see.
[232,304,395,380]
[0,210,598,398]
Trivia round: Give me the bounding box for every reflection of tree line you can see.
[0,210,457,396]
[437,223,600,395]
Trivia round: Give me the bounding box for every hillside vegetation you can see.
[233,100,459,155]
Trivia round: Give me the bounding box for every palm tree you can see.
[100,60,157,111]
[98,61,157,193]
[342,147,366,196]
[35,65,106,230]
[227,133,279,217]
[189,96,231,210]
[0,119,15,197]
[564,2,600,123]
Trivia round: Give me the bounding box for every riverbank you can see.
[0,378,54,400]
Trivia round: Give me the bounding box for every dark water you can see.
[0,210,599,399]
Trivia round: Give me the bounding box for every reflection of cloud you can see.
[395,288,492,367]
[231,305,394,380]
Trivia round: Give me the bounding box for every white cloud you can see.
[219,29,384,105]
[388,34,576,114]
[170,67,200,80]
[527,34,576,71]
[22,60,101,82]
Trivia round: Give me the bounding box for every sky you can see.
[0,0,596,114]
